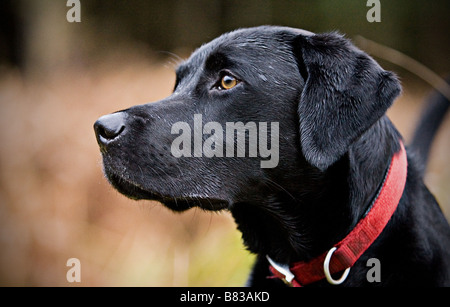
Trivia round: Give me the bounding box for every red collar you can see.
[268,141,408,287]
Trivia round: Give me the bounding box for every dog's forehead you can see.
[179,26,314,71]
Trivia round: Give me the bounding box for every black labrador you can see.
[94,26,450,286]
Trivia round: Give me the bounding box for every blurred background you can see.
[0,0,448,286]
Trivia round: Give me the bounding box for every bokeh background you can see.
[0,0,448,286]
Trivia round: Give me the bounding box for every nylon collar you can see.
[268,140,408,287]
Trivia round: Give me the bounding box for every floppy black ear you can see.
[293,32,401,171]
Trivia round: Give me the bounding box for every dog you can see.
[94,26,450,286]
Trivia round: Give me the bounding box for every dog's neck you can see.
[346,117,402,229]
[231,116,402,264]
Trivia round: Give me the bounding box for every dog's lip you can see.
[105,170,161,200]
[104,168,229,211]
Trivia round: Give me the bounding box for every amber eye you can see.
[220,74,238,90]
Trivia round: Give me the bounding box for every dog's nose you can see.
[94,112,127,148]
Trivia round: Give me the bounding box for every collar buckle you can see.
[266,255,295,286]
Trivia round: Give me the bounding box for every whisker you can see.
[156,50,185,69]
[263,178,296,201]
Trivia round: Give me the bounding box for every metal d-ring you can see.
[323,247,351,285]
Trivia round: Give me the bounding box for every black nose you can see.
[94,112,127,148]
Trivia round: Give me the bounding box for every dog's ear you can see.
[292,32,401,171]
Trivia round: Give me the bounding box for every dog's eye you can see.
[220,74,238,90]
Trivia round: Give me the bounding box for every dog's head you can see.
[94,26,401,214]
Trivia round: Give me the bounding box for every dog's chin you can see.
[104,170,228,212]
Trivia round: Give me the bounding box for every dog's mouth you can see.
[104,167,229,212]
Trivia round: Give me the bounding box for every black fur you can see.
[94,26,450,286]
